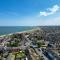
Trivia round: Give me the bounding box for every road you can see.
[35,48,49,60]
[47,49,60,60]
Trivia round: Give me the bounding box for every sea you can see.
[0,26,35,35]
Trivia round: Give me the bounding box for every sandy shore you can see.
[0,27,40,37]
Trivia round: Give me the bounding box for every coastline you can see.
[0,27,40,37]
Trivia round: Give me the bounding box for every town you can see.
[0,27,60,60]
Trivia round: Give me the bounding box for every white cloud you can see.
[40,5,59,16]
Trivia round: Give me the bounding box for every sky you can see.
[0,0,60,26]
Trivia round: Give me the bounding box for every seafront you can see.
[0,27,60,60]
[0,27,40,37]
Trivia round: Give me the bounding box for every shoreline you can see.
[0,27,40,37]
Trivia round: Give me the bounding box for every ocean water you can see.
[0,26,35,35]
